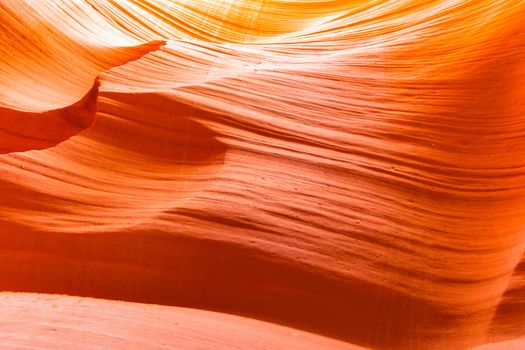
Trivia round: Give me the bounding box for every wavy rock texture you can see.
[1,0,525,349]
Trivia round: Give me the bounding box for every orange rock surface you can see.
[1,1,525,349]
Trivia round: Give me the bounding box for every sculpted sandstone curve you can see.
[1,1,525,349]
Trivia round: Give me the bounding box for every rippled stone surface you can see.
[1,1,525,349]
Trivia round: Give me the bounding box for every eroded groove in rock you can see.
[0,81,99,154]
[1,0,165,152]
[0,92,226,231]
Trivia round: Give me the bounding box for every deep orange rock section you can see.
[1,1,525,349]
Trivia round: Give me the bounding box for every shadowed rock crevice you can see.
[0,224,473,350]
[0,82,99,154]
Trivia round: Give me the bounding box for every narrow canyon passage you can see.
[1,1,525,349]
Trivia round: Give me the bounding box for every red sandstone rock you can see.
[1,1,525,349]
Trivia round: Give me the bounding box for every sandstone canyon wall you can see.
[1,1,525,349]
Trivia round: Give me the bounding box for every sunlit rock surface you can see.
[1,1,525,349]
